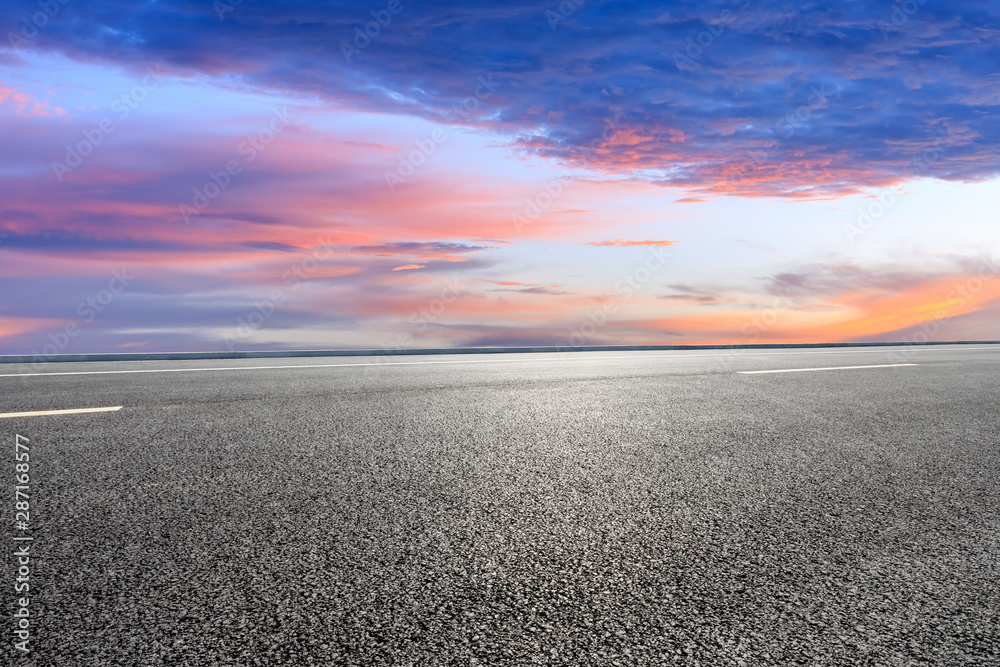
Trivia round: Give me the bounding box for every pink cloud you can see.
[586,239,679,247]
[0,84,66,117]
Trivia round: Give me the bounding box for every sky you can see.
[1,0,998,356]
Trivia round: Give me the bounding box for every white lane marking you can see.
[1,356,669,377]
[739,363,918,375]
[0,345,993,378]
[0,406,123,418]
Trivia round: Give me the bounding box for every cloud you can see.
[0,83,65,117]
[4,244,996,353]
[351,241,493,262]
[763,261,956,298]
[488,286,571,295]
[10,1,1000,197]
[242,241,304,253]
[587,239,679,247]
[0,229,192,253]
[479,280,539,287]
[471,238,517,245]
[476,279,570,295]
[117,340,152,348]
[509,286,571,295]
[629,254,1000,343]
[3,3,999,355]
[658,288,721,305]
[848,297,1000,343]
[352,242,492,255]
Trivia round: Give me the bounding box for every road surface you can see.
[2,345,998,665]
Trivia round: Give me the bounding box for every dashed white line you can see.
[739,363,918,375]
[0,406,123,418]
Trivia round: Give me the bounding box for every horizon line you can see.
[1,340,997,365]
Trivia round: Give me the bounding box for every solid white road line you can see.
[739,363,918,374]
[0,357,650,377]
[0,406,123,418]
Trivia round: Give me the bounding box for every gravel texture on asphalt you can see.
[2,346,998,666]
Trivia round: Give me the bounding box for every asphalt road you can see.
[2,345,999,666]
